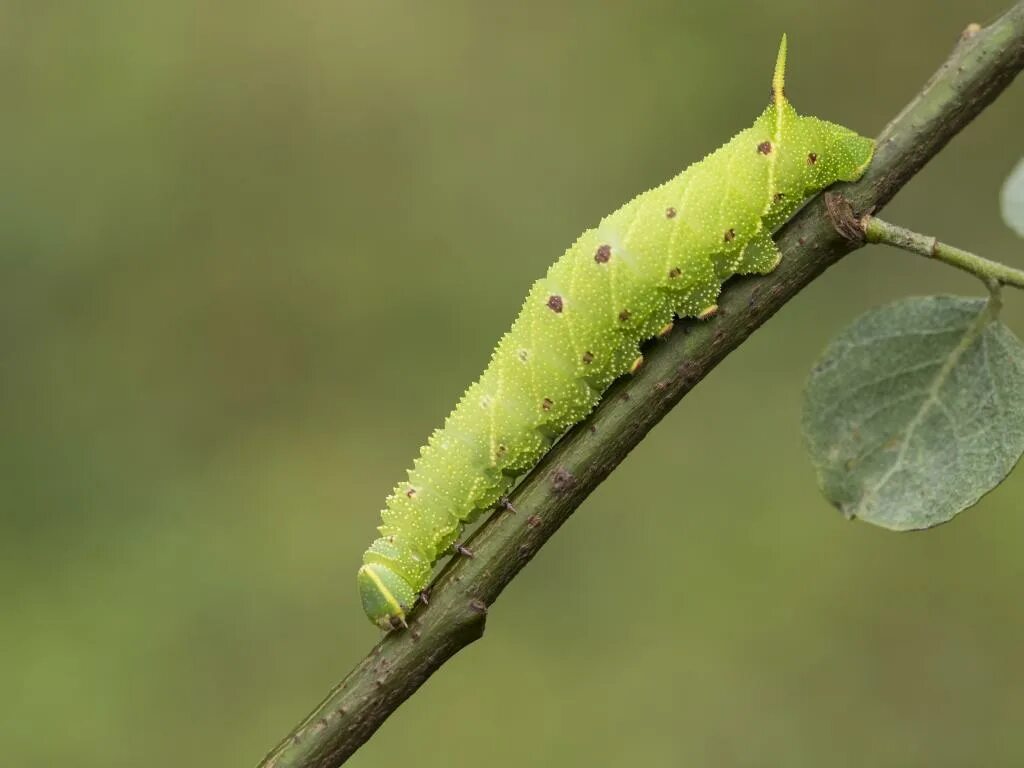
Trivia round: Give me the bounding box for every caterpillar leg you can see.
[451,542,475,559]
[736,230,783,274]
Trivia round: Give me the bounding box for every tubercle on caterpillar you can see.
[357,35,875,630]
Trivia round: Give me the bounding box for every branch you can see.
[258,6,1024,767]
[862,215,1024,290]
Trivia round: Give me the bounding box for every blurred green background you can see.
[3,2,1023,766]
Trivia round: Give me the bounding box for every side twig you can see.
[258,5,1024,767]
[862,215,1024,290]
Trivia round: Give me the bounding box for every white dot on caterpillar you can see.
[698,304,719,320]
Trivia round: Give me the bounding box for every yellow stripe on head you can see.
[364,566,402,616]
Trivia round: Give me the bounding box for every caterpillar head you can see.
[358,562,416,630]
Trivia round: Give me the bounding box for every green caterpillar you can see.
[358,37,874,629]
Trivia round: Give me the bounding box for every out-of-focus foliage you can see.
[2,2,1022,766]
[803,296,1024,530]
[1003,158,1024,236]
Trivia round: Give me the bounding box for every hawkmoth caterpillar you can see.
[358,37,874,629]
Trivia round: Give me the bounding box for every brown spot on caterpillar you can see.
[757,140,772,154]
[518,349,529,362]
[698,304,718,320]
[629,355,644,374]
[774,192,786,202]
[723,228,736,243]
[581,351,594,365]
[618,309,631,322]
[668,267,681,278]
[541,397,553,411]
[405,487,416,498]
[657,322,674,337]
[594,244,611,263]
[665,206,677,219]
[546,295,563,313]
[807,152,818,165]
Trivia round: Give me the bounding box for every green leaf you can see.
[802,295,1024,531]
[1002,158,1024,238]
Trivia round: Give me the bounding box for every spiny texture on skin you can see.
[358,36,874,629]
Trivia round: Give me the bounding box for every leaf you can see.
[1002,158,1024,238]
[802,295,1024,531]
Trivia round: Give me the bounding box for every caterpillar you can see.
[358,36,874,629]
